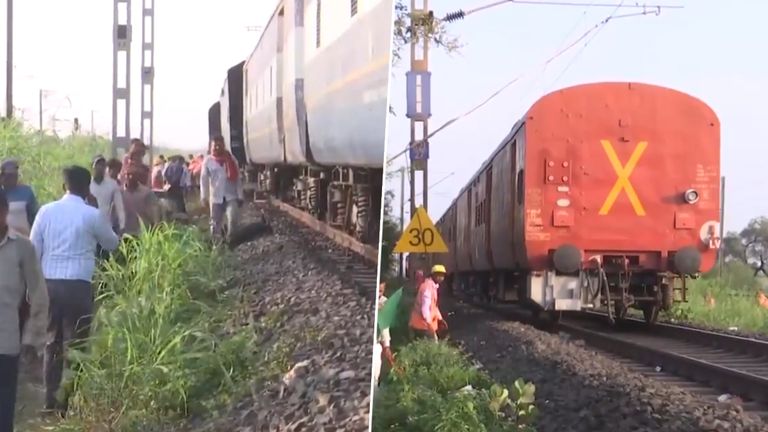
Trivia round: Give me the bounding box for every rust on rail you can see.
[269,198,379,263]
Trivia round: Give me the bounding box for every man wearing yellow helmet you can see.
[409,264,448,340]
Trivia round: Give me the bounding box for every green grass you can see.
[0,119,188,204]
[0,120,110,203]
[1,120,273,430]
[665,260,768,333]
[373,340,537,432]
[377,279,537,431]
[55,225,258,431]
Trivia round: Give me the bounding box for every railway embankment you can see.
[184,203,375,432]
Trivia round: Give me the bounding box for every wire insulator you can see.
[443,10,466,22]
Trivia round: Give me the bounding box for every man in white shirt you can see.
[201,135,244,243]
[30,165,120,414]
[90,155,126,234]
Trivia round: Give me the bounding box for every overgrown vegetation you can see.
[665,260,768,333]
[56,225,257,431]
[0,119,110,203]
[375,283,537,431]
[0,119,186,203]
[1,120,269,430]
[373,340,536,432]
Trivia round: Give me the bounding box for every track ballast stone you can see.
[442,299,768,432]
[195,203,374,432]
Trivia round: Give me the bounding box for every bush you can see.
[373,340,537,432]
[61,225,257,431]
[0,119,186,205]
[0,120,110,203]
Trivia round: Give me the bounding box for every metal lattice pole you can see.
[140,0,155,163]
[406,0,432,273]
[5,0,13,119]
[112,0,132,158]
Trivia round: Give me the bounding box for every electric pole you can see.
[112,0,133,158]
[38,89,43,132]
[399,166,406,278]
[719,175,726,279]
[5,0,13,119]
[405,0,432,275]
[140,0,156,164]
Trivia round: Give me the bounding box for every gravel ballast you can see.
[441,299,768,432]
[192,203,375,432]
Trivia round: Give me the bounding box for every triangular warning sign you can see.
[393,207,449,254]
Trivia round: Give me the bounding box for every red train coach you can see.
[435,82,721,324]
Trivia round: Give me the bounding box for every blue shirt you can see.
[2,184,38,226]
[30,194,120,282]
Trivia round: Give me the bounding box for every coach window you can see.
[516,170,524,204]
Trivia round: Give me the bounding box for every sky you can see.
[0,0,278,151]
[386,0,768,234]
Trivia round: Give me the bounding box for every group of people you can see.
[374,264,448,386]
[0,135,245,431]
[0,164,120,430]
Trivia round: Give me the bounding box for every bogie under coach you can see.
[434,82,721,325]
[211,0,392,246]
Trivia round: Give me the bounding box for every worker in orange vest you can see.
[409,264,448,341]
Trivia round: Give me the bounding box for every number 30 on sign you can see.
[393,207,449,254]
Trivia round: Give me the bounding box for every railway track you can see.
[462,299,768,419]
[266,197,378,297]
[560,312,768,418]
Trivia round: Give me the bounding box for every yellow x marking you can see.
[598,140,648,216]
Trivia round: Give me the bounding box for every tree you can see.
[740,217,768,277]
[389,1,462,116]
[391,1,462,67]
[719,217,768,278]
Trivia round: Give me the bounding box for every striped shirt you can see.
[29,194,120,282]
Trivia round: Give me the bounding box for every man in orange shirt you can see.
[409,265,448,341]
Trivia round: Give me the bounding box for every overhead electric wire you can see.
[387,4,667,165]
[517,0,599,106]
[548,0,626,87]
[445,0,681,21]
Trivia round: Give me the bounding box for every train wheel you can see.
[642,304,660,326]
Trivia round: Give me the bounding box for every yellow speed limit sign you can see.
[394,206,449,254]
